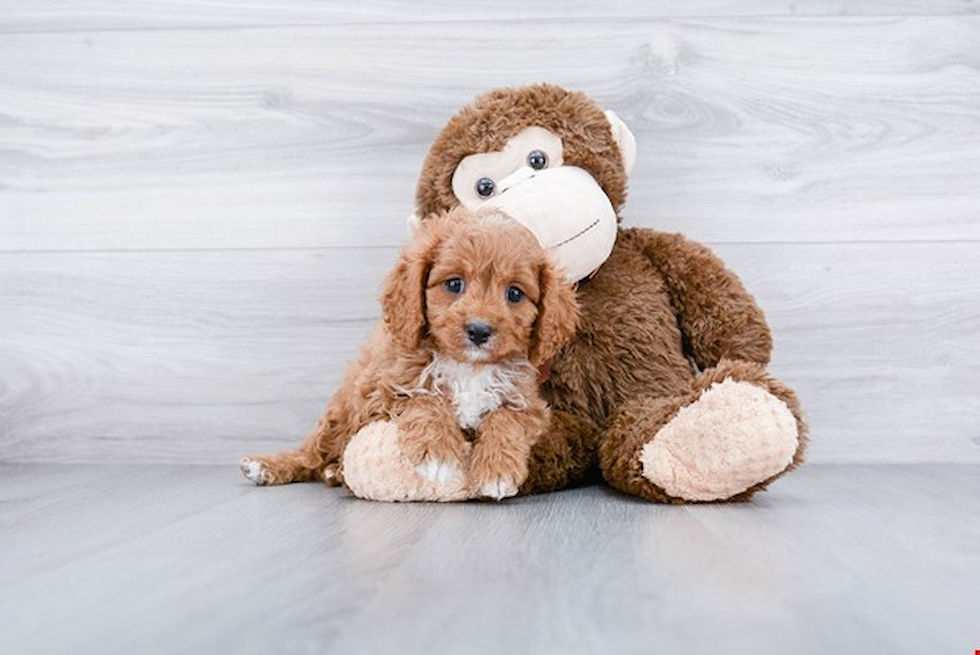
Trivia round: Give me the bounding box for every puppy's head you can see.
[382,207,579,367]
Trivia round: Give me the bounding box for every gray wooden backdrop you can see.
[2,1,979,466]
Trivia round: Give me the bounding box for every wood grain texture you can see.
[2,17,979,251]
[2,1,978,33]
[2,463,978,655]
[2,243,978,465]
[0,463,444,654]
[1,7,978,467]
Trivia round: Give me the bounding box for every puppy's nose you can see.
[466,321,494,346]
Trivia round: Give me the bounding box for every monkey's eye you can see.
[506,286,525,304]
[475,177,496,197]
[444,278,465,294]
[527,150,548,171]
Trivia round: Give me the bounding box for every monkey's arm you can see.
[625,227,773,369]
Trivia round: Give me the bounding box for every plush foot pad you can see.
[343,421,474,502]
[640,379,799,501]
[239,458,271,486]
[415,458,463,485]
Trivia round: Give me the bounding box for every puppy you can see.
[240,207,579,499]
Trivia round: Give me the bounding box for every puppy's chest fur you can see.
[417,355,533,430]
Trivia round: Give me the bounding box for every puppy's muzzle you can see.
[466,321,494,347]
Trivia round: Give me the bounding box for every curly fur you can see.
[241,207,579,497]
[409,84,808,502]
[407,355,535,429]
[244,83,807,504]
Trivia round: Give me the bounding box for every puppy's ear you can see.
[382,227,441,351]
[530,260,580,368]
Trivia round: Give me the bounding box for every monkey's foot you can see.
[342,421,476,502]
[639,379,799,501]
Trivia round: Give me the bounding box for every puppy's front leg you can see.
[470,406,547,501]
[395,395,468,485]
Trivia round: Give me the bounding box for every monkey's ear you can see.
[604,110,637,176]
[382,229,440,351]
[406,213,422,236]
[530,261,580,369]
[407,208,469,236]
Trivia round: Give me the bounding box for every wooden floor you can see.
[2,463,977,655]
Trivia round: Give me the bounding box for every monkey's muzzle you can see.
[481,166,618,282]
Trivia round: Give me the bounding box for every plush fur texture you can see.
[241,207,579,500]
[342,421,472,502]
[353,83,809,503]
[417,85,630,220]
[639,379,799,501]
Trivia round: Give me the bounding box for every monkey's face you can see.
[449,124,629,282]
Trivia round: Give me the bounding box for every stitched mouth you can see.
[548,218,600,250]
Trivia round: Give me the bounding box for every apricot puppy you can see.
[241,207,579,500]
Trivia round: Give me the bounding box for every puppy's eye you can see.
[506,286,525,303]
[444,278,465,294]
[527,150,548,171]
[475,177,496,197]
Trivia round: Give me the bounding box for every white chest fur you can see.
[420,355,532,430]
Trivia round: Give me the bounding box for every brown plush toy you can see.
[259,84,808,503]
[337,84,809,503]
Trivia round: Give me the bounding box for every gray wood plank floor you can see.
[2,464,978,655]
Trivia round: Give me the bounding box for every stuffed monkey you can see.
[250,84,808,503]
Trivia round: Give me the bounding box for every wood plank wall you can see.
[2,2,979,465]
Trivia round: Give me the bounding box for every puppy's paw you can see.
[239,457,271,486]
[321,462,343,487]
[400,428,466,486]
[478,477,519,501]
[469,445,528,502]
[415,457,463,485]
